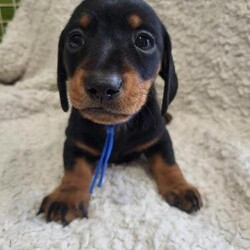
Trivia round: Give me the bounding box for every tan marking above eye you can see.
[80,14,91,29]
[128,14,143,29]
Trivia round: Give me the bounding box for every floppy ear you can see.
[159,25,178,115]
[57,31,69,112]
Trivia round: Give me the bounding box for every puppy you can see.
[38,0,202,225]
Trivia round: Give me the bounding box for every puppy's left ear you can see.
[159,24,178,115]
[57,31,69,112]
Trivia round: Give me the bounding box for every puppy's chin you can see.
[78,108,133,125]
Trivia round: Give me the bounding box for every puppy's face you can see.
[58,0,169,125]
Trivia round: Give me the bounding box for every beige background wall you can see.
[153,0,250,119]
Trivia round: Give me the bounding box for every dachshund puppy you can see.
[38,0,202,225]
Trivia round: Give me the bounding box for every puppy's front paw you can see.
[37,183,89,225]
[163,184,202,213]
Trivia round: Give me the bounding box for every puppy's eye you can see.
[135,34,154,50]
[68,33,84,49]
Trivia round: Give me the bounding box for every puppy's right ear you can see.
[159,24,178,115]
[57,31,69,112]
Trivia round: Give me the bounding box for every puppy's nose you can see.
[85,74,122,101]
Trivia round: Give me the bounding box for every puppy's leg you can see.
[38,139,93,225]
[145,130,202,213]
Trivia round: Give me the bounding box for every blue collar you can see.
[89,125,115,194]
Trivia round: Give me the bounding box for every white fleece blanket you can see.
[0,0,250,249]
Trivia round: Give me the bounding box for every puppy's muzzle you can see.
[85,73,122,102]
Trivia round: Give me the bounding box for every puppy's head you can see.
[58,0,178,125]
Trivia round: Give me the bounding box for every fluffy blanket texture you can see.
[0,0,250,249]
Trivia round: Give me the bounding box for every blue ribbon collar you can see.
[89,125,115,194]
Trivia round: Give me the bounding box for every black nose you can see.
[85,74,122,101]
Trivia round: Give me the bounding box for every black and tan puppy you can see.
[38,0,202,225]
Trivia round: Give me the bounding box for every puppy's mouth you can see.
[79,106,132,125]
[82,107,128,116]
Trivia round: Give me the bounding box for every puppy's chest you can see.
[110,128,141,162]
[105,125,160,163]
[67,110,165,163]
